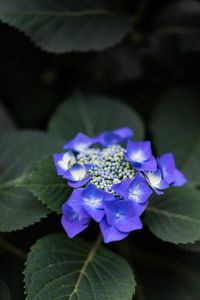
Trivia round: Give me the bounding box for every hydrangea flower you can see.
[63,163,91,188]
[54,127,187,243]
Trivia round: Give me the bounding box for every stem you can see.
[0,236,26,259]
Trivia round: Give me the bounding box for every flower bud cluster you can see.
[76,145,135,193]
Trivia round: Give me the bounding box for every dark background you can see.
[0,0,200,299]
[1,0,200,130]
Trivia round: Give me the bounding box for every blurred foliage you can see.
[0,0,200,299]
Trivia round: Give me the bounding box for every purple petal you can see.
[53,152,76,176]
[112,178,132,198]
[63,133,94,152]
[158,153,176,184]
[67,176,90,188]
[145,169,168,191]
[128,173,152,204]
[116,212,142,232]
[126,140,153,163]
[171,168,187,186]
[61,204,90,238]
[131,155,157,171]
[82,184,105,208]
[151,187,164,195]
[81,184,108,222]
[63,164,89,182]
[131,201,148,216]
[114,127,133,140]
[95,127,134,147]
[66,189,87,217]
[100,217,129,243]
[104,200,142,232]
[96,132,121,147]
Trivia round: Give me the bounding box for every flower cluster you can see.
[54,128,186,243]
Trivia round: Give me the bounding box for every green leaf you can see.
[49,94,144,140]
[0,279,11,300]
[151,87,200,188]
[21,155,71,214]
[150,1,200,56]
[0,103,15,133]
[0,131,63,232]
[0,0,133,53]
[146,186,200,244]
[24,233,136,300]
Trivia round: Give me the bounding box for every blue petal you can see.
[63,163,89,182]
[96,127,133,147]
[114,127,133,140]
[96,132,121,147]
[104,200,142,232]
[131,155,157,171]
[81,184,111,222]
[126,140,153,163]
[131,201,148,216]
[158,153,187,187]
[145,169,169,192]
[112,174,152,214]
[151,187,164,195]
[127,173,152,204]
[66,188,88,217]
[112,178,132,198]
[158,153,176,184]
[100,217,129,243]
[53,151,76,176]
[171,168,187,186]
[68,176,90,188]
[63,133,95,152]
[61,204,90,238]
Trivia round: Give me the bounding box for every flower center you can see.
[76,145,135,193]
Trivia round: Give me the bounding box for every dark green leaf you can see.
[151,87,200,188]
[150,1,200,55]
[0,279,11,300]
[49,94,144,140]
[0,131,63,232]
[24,233,136,300]
[21,155,71,214]
[146,186,200,244]
[0,0,133,53]
[0,103,15,133]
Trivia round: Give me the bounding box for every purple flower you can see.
[62,200,90,238]
[53,127,187,243]
[145,153,186,194]
[63,163,90,188]
[158,153,186,187]
[81,184,113,221]
[68,184,113,222]
[63,132,96,152]
[100,217,129,243]
[112,173,152,215]
[125,140,157,171]
[96,127,133,147]
[145,169,169,195]
[53,151,76,176]
[100,199,142,243]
